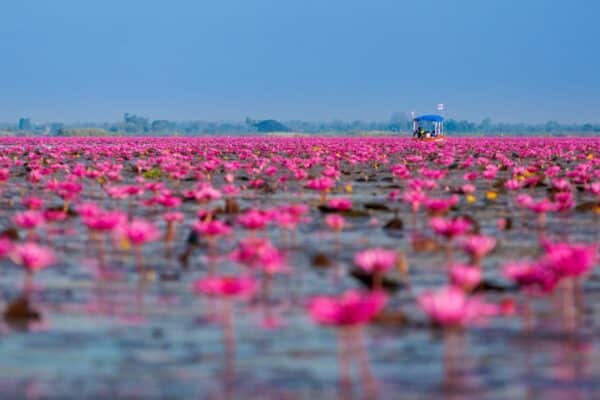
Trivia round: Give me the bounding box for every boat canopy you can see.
[414,114,444,122]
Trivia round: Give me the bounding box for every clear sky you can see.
[1,0,599,123]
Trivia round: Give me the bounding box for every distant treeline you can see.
[1,113,599,136]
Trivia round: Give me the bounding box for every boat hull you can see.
[413,136,445,143]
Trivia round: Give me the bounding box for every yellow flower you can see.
[345,184,353,193]
[486,191,498,201]
[120,238,131,251]
[466,194,477,204]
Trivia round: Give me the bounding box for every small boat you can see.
[418,136,445,143]
[412,114,445,142]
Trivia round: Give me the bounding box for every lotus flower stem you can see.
[523,295,533,332]
[163,227,173,255]
[562,278,577,333]
[337,328,353,394]
[442,329,464,391]
[97,234,107,270]
[351,326,378,396]
[320,191,327,205]
[22,272,34,297]
[373,271,383,292]
[134,245,145,274]
[397,251,409,287]
[222,299,236,373]
[574,277,584,323]
[445,243,454,268]
[261,272,273,303]
[207,237,217,275]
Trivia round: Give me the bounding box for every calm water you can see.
[1,141,600,399]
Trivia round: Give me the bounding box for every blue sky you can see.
[1,0,599,123]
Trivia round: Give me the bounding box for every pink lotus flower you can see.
[418,286,489,327]
[83,210,126,232]
[259,247,287,275]
[193,275,257,298]
[516,194,533,207]
[461,184,476,194]
[327,198,352,211]
[162,211,184,223]
[497,217,509,230]
[237,209,270,231]
[403,190,427,212]
[527,198,557,214]
[307,290,387,326]
[43,209,68,223]
[354,248,396,274]
[483,165,499,179]
[463,172,478,181]
[274,210,299,230]
[541,242,597,278]
[306,176,335,192]
[391,164,410,179]
[194,185,222,202]
[77,202,100,219]
[460,235,496,260]
[421,169,446,180]
[409,179,437,191]
[155,194,182,208]
[56,180,83,201]
[0,238,13,258]
[552,179,571,191]
[284,203,309,218]
[22,197,43,210]
[27,169,42,183]
[193,219,232,238]
[587,181,600,196]
[224,173,235,183]
[221,184,240,196]
[13,210,45,230]
[325,214,345,232]
[322,165,340,179]
[424,195,458,215]
[0,168,10,183]
[124,219,160,245]
[545,165,561,177]
[502,260,558,292]
[230,237,286,274]
[11,242,55,274]
[449,264,482,291]
[505,179,523,191]
[553,191,574,212]
[429,217,471,239]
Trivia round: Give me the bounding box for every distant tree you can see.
[151,120,175,133]
[390,112,409,124]
[250,119,290,133]
[56,128,115,137]
[545,121,560,132]
[124,113,150,133]
[18,118,33,131]
[479,117,492,132]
